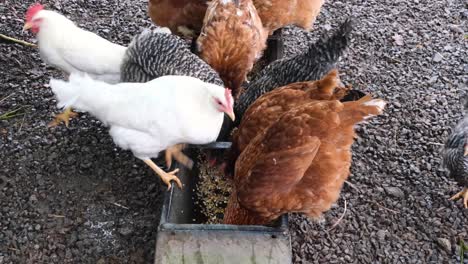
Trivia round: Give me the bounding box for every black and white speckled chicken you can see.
[120,27,223,86]
[442,96,468,208]
[234,19,353,122]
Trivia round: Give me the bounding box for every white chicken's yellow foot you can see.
[449,187,468,208]
[165,144,194,169]
[48,107,78,127]
[144,159,182,190]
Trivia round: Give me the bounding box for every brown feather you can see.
[221,70,345,178]
[197,0,268,98]
[148,0,324,37]
[223,96,386,225]
[252,0,325,33]
[148,0,208,37]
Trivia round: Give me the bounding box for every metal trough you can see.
[154,142,292,264]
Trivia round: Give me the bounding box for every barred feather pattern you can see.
[234,19,353,122]
[120,29,223,86]
[443,117,468,187]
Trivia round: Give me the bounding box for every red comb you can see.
[26,3,44,22]
[225,88,233,109]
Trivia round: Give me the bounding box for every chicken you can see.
[120,27,225,167]
[224,96,386,225]
[49,74,235,190]
[234,19,353,123]
[442,96,468,208]
[252,0,325,33]
[148,0,209,38]
[121,28,223,86]
[196,0,268,98]
[147,0,324,37]
[222,69,347,177]
[23,3,127,127]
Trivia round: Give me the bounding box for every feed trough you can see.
[154,142,292,264]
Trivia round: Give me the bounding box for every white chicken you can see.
[49,73,235,189]
[23,3,127,127]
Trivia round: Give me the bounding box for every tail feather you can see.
[50,73,91,109]
[314,69,340,95]
[306,18,353,64]
[50,73,108,113]
[340,95,386,126]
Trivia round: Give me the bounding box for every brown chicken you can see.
[147,0,209,37]
[253,0,325,33]
[196,0,268,98]
[221,69,347,177]
[223,96,386,225]
[148,0,324,37]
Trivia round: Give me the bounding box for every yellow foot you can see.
[48,108,78,128]
[159,168,182,191]
[143,159,183,190]
[449,187,468,208]
[165,144,194,169]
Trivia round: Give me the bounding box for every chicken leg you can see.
[164,144,194,169]
[449,187,468,208]
[48,107,78,128]
[144,159,182,190]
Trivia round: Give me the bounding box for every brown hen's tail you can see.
[314,69,340,95]
[223,190,271,225]
[340,94,386,127]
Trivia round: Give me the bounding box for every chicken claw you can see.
[449,187,468,208]
[144,159,182,190]
[48,107,78,127]
[165,144,194,169]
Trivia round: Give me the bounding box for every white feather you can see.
[33,10,127,83]
[153,27,171,34]
[50,74,228,160]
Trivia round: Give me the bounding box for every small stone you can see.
[384,187,405,198]
[35,224,41,231]
[428,76,438,84]
[433,53,443,62]
[118,226,133,236]
[34,244,40,250]
[436,238,451,253]
[392,34,404,46]
[377,230,387,241]
[29,194,38,202]
[449,24,463,33]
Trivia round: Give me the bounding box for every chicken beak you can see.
[226,111,235,122]
[22,22,33,33]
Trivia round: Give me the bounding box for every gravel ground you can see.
[1,0,467,263]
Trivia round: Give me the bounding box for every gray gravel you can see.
[1,0,467,263]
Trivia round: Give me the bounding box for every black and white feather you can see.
[442,96,468,188]
[234,18,354,121]
[120,28,224,86]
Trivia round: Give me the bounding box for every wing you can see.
[236,88,306,151]
[59,29,126,76]
[234,100,343,217]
